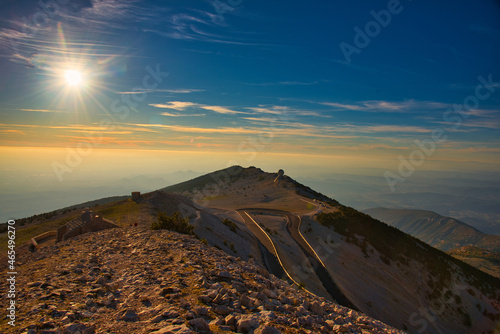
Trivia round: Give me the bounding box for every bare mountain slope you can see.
[306,207,500,334]
[161,166,500,333]
[1,227,405,334]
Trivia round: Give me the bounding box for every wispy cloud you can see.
[322,99,448,113]
[247,105,328,117]
[200,105,243,115]
[322,102,366,111]
[433,119,500,130]
[19,108,67,113]
[0,0,151,68]
[149,101,199,110]
[150,101,244,114]
[118,88,204,95]
[355,125,431,133]
[133,123,260,135]
[243,116,288,123]
[247,106,285,115]
[461,109,500,118]
[145,27,267,46]
[245,81,319,86]
[160,112,205,117]
[0,129,27,135]
[456,146,500,153]
[141,3,271,47]
[130,120,434,139]
[162,89,205,94]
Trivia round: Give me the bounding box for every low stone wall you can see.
[56,225,67,243]
[62,216,119,241]
[62,225,84,241]
[32,211,120,246]
[81,216,117,234]
[31,230,57,246]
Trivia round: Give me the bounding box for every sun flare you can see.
[64,70,82,86]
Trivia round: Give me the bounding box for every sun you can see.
[64,70,82,86]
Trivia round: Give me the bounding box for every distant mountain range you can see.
[363,208,500,252]
[363,207,500,278]
[295,173,500,236]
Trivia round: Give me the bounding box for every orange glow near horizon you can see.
[0,146,498,184]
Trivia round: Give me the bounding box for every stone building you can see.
[55,209,118,243]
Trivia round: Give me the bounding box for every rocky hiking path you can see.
[1,227,404,334]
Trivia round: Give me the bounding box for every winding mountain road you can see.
[236,207,358,310]
[236,210,285,279]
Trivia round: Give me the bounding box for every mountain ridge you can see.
[363,207,500,252]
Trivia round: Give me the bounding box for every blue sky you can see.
[1,0,499,152]
[0,0,499,220]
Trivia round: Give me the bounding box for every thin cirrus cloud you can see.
[129,121,434,139]
[322,100,449,112]
[145,28,265,46]
[434,119,500,130]
[461,109,500,118]
[0,0,156,68]
[118,89,204,95]
[0,0,259,70]
[244,81,319,86]
[0,129,26,135]
[200,105,243,115]
[143,4,271,47]
[160,112,206,117]
[150,101,244,114]
[149,101,199,110]
[162,89,205,94]
[246,106,286,115]
[243,117,290,125]
[19,108,67,113]
[247,105,328,118]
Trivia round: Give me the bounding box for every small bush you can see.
[151,211,194,235]
[222,218,239,233]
